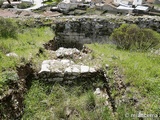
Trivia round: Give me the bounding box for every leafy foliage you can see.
[0,0,4,7]
[17,2,32,9]
[0,70,19,84]
[110,24,160,51]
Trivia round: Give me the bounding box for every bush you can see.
[0,18,18,38]
[1,70,19,84]
[110,24,160,51]
[0,0,4,7]
[17,2,32,9]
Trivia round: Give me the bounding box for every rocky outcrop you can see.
[51,16,160,50]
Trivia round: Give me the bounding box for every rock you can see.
[65,65,80,73]
[105,101,109,106]
[81,65,96,73]
[94,88,101,95]
[39,59,74,73]
[105,64,109,69]
[65,65,96,73]
[55,47,80,58]
[65,107,72,117]
[154,48,160,55]
[6,52,18,57]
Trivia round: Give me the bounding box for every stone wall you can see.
[51,16,160,50]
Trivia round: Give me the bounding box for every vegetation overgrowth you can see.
[42,0,61,5]
[88,43,160,118]
[0,18,53,94]
[22,81,113,120]
[22,43,160,119]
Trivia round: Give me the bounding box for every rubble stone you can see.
[38,59,101,82]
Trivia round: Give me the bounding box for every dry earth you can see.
[0,8,62,18]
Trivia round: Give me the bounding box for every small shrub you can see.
[1,70,19,84]
[86,7,96,15]
[110,24,160,51]
[17,2,32,9]
[0,0,4,7]
[54,0,62,4]
[0,18,18,38]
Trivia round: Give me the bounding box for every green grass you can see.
[42,0,60,5]
[154,4,160,8]
[22,81,113,120]
[0,27,54,94]
[87,43,160,116]
[0,27,53,68]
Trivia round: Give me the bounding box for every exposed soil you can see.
[0,8,62,18]
[0,63,34,119]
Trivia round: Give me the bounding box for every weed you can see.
[0,0,3,7]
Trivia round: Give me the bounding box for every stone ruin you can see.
[38,47,106,89]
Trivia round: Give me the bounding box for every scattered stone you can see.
[105,64,109,69]
[94,88,101,95]
[81,45,92,54]
[154,48,160,55]
[55,47,80,58]
[6,52,18,57]
[65,107,72,117]
[94,88,111,107]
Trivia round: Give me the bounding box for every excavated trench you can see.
[0,45,128,119]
